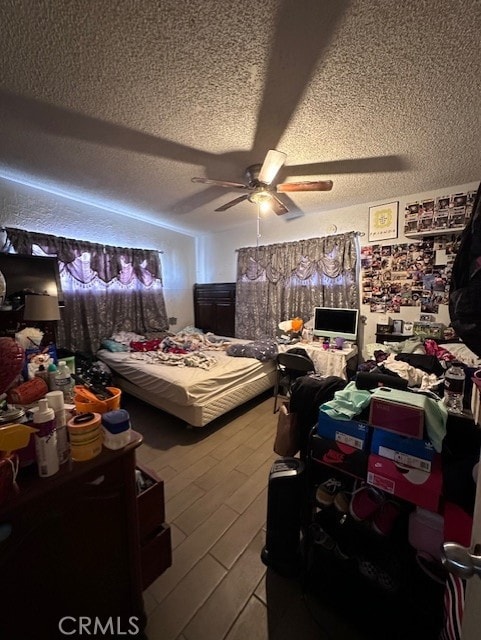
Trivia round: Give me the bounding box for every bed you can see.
[362,338,481,414]
[97,334,277,427]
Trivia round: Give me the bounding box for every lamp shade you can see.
[24,295,61,321]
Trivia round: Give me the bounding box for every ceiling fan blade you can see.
[269,194,289,216]
[276,180,333,193]
[279,155,409,179]
[192,177,249,189]
[214,194,250,212]
[258,149,287,185]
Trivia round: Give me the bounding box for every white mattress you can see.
[97,347,275,407]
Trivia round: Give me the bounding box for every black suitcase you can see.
[261,457,305,576]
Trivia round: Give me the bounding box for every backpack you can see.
[449,182,481,357]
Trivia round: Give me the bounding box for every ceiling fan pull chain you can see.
[256,206,262,249]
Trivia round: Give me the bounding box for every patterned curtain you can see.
[5,227,168,353]
[235,232,359,339]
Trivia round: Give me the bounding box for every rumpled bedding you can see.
[102,330,276,370]
[361,340,478,393]
[380,353,439,390]
[129,350,217,370]
[101,330,231,369]
[161,332,231,353]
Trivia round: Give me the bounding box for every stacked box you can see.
[369,388,427,439]
[367,453,442,512]
[310,433,368,479]
[317,411,371,452]
[370,429,435,472]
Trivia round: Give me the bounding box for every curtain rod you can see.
[1,227,164,253]
[234,230,365,251]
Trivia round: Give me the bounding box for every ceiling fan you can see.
[191,149,333,215]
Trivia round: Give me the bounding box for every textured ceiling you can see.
[1,0,480,235]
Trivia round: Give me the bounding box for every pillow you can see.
[176,325,204,335]
[364,343,393,360]
[442,342,481,367]
[226,338,278,362]
[101,339,129,352]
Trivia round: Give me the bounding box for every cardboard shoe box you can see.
[318,411,371,452]
[310,434,368,479]
[367,453,442,512]
[370,429,435,472]
[369,388,426,439]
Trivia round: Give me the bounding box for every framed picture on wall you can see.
[368,202,399,242]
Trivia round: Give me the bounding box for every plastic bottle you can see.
[444,361,466,413]
[33,398,59,477]
[45,390,70,464]
[54,360,74,403]
[47,362,58,391]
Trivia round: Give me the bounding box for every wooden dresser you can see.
[193,282,236,337]
[0,432,171,639]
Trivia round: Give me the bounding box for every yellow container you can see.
[67,412,102,461]
[0,424,38,454]
[73,386,121,415]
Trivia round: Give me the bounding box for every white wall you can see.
[197,181,479,353]
[2,175,478,351]
[0,177,197,332]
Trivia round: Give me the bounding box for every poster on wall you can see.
[403,190,476,234]
[361,236,459,314]
[368,202,399,242]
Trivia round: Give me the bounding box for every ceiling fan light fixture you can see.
[248,189,272,205]
[192,149,334,216]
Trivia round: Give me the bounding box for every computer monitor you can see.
[313,306,359,341]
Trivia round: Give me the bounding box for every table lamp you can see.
[23,295,61,345]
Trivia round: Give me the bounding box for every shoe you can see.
[349,486,385,522]
[310,523,336,550]
[315,478,343,507]
[333,491,351,514]
[357,558,399,592]
[371,500,400,536]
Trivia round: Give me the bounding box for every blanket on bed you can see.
[129,350,218,370]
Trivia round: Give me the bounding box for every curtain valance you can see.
[237,233,358,283]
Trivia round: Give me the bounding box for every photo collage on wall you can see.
[361,236,460,314]
[404,190,476,234]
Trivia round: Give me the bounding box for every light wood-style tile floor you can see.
[124,391,365,640]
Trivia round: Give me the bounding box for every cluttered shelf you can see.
[266,364,479,639]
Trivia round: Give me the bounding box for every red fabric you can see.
[424,339,456,362]
[443,501,473,546]
[440,503,471,640]
[129,339,161,352]
[440,573,465,640]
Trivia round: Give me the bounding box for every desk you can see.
[279,343,358,380]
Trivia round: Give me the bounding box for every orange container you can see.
[74,386,121,415]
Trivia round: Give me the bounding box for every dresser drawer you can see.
[137,464,165,542]
[141,524,172,589]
